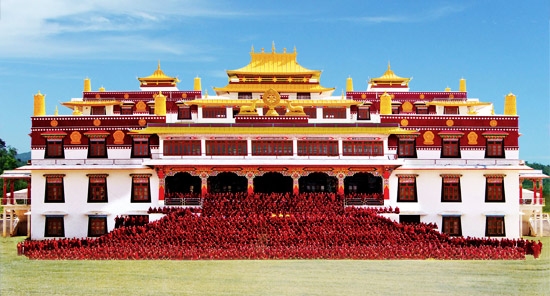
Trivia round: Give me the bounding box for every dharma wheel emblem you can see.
[263,88,281,116]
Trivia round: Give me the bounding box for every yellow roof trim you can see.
[130,126,415,135]
[61,100,121,109]
[426,101,492,107]
[185,98,362,107]
[213,83,334,93]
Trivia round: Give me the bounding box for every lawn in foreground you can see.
[1,236,549,296]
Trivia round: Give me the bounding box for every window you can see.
[91,106,106,115]
[442,216,462,236]
[297,93,311,100]
[88,216,108,237]
[391,105,400,114]
[88,138,107,158]
[416,106,428,114]
[441,139,460,158]
[131,137,150,158]
[297,140,338,156]
[45,216,65,237]
[88,174,108,202]
[120,106,133,115]
[441,175,461,202]
[202,107,226,118]
[486,139,504,158]
[397,139,416,158]
[303,107,317,118]
[397,175,417,202]
[131,174,151,202]
[323,108,346,119]
[252,140,293,156]
[485,175,505,202]
[485,216,505,237]
[45,139,64,158]
[205,140,247,156]
[164,140,201,156]
[342,141,383,156]
[357,106,371,120]
[238,92,253,100]
[178,106,192,119]
[45,175,65,203]
[444,106,459,114]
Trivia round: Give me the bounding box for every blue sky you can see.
[0,0,549,164]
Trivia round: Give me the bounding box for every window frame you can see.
[485,216,506,237]
[442,216,462,236]
[87,174,108,203]
[357,106,371,120]
[485,139,504,158]
[342,141,384,156]
[397,175,418,202]
[87,216,108,237]
[205,140,247,156]
[131,137,150,158]
[322,107,346,119]
[45,139,65,158]
[177,106,192,120]
[485,175,505,202]
[131,174,151,203]
[297,140,339,156]
[397,138,417,158]
[441,139,461,158]
[251,140,293,156]
[44,174,65,203]
[45,216,65,237]
[441,175,462,202]
[164,140,201,156]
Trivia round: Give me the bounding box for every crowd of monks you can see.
[18,192,541,260]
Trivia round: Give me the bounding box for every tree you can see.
[0,138,27,197]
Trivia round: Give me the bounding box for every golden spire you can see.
[99,86,105,92]
[504,92,517,115]
[272,41,276,53]
[194,76,202,91]
[380,92,392,115]
[346,76,354,92]
[445,86,451,92]
[84,77,91,92]
[154,91,167,116]
[33,91,46,116]
[54,106,59,116]
[459,78,467,92]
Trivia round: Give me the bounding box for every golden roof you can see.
[61,100,121,110]
[213,83,334,94]
[369,62,411,86]
[138,61,180,84]
[184,98,362,107]
[227,45,320,76]
[130,125,415,136]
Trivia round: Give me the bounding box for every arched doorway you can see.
[165,172,201,195]
[253,172,293,193]
[208,172,247,193]
[299,172,337,193]
[344,172,382,195]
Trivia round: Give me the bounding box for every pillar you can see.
[9,210,13,235]
[200,173,209,196]
[2,208,6,237]
[382,170,391,200]
[538,180,543,205]
[2,179,6,205]
[337,173,345,195]
[27,181,31,205]
[292,173,300,195]
[27,213,31,238]
[9,180,14,205]
[246,173,255,195]
[156,168,165,201]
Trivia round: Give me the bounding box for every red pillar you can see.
[292,174,300,195]
[337,173,345,195]
[246,173,254,195]
[9,180,14,204]
[201,177,208,196]
[27,181,31,205]
[2,179,6,205]
[383,170,391,200]
[539,180,544,205]
[156,168,165,201]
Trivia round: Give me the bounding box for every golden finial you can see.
[459,78,466,92]
[205,90,209,98]
[346,76,354,92]
[293,46,297,53]
[504,93,516,115]
[341,90,345,99]
[283,48,287,53]
[157,60,161,70]
[387,61,391,70]
[251,45,255,53]
[54,106,59,116]
[272,41,275,53]
[491,105,495,115]
[33,90,46,116]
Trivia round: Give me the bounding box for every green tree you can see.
[0,138,27,197]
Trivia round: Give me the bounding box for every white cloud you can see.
[0,0,253,59]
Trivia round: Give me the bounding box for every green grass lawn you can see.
[1,236,549,296]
